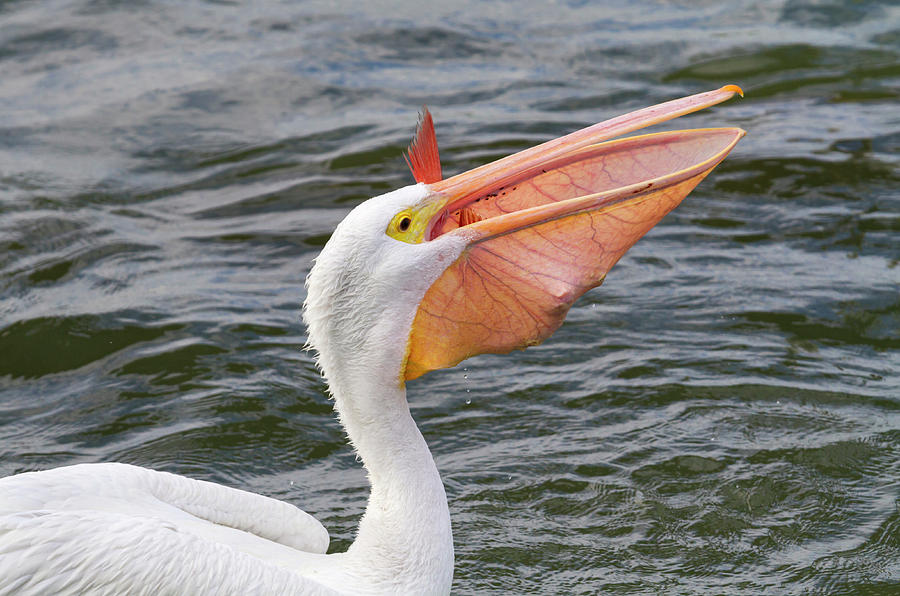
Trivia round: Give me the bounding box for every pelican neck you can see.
[331,375,454,593]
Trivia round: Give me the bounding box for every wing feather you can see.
[0,509,338,596]
[0,463,328,554]
[0,463,335,595]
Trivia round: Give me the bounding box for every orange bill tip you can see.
[720,84,744,98]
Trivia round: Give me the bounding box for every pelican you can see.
[0,86,744,595]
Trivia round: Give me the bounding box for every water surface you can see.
[1,1,898,593]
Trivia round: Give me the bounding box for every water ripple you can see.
[1,1,899,593]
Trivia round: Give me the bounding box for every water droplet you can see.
[465,399,471,405]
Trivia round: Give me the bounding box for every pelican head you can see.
[304,85,745,402]
[304,183,468,401]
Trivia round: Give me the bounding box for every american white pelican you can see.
[0,86,744,595]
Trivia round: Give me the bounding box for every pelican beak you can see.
[403,86,745,381]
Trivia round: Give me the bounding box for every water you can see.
[1,0,898,593]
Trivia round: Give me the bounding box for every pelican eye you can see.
[386,206,441,243]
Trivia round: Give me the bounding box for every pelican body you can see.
[0,87,744,595]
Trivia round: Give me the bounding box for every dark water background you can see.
[1,1,898,593]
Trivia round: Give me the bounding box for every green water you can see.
[1,1,898,593]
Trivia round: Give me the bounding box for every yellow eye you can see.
[387,211,420,242]
[385,202,445,244]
